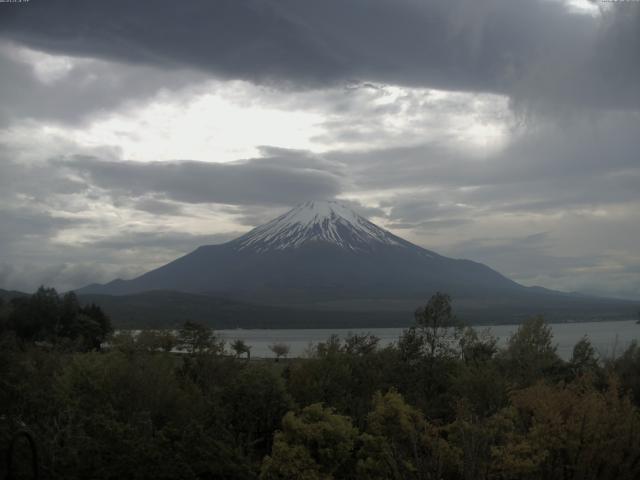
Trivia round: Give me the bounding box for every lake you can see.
[217,319,640,360]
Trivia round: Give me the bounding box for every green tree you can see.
[222,364,293,459]
[357,390,460,480]
[459,327,497,366]
[6,288,111,350]
[110,330,137,354]
[231,338,252,360]
[344,333,379,356]
[610,340,640,405]
[495,379,640,480]
[78,302,112,350]
[448,403,508,480]
[570,335,599,377]
[287,339,395,429]
[500,316,561,386]
[177,320,223,355]
[269,342,291,362]
[136,330,178,353]
[413,292,462,360]
[9,286,60,342]
[260,403,358,480]
[396,293,464,418]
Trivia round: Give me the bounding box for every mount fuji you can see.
[78,201,637,325]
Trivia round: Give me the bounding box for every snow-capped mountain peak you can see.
[232,200,408,252]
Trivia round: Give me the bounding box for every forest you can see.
[2,288,640,479]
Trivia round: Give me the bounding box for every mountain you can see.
[78,200,522,299]
[77,200,638,324]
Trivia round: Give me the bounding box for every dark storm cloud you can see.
[0,153,86,200]
[0,0,341,86]
[1,0,638,110]
[0,42,207,127]
[0,208,84,247]
[60,154,342,206]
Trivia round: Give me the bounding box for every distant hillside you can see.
[77,290,639,330]
[0,288,28,301]
[2,286,637,329]
[77,291,414,329]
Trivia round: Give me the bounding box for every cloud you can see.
[0,0,341,87]
[131,198,185,216]
[0,41,208,127]
[1,0,638,111]
[83,230,238,251]
[61,153,343,207]
[0,208,85,249]
[0,261,138,294]
[332,110,640,211]
[382,198,473,223]
[441,231,640,300]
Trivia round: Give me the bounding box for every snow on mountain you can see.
[232,200,410,253]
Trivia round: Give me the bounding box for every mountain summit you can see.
[232,200,410,253]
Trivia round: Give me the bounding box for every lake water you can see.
[217,320,640,360]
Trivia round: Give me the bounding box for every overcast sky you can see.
[0,0,638,299]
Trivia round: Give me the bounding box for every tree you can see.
[357,390,460,480]
[260,403,358,480]
[570,335,599,376]
[500,316,561,386]
[78,302,112,350]
[177,321,222,355]
[448,403,506,480]
[459,328,497,366]
[0,295,10,336]
[269,342,291,362]
[59,291,81,338]
[397,293,464,418]
[610,341,640,405]
[221,364,293,459]
[136,330,177,353]
[7,288,111,350]
[495,379,640,480]
[111,330,137,354]
[344,333,379,356]
[410,292,463,360]
[231,338,252,361]
[9,286,60,342]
